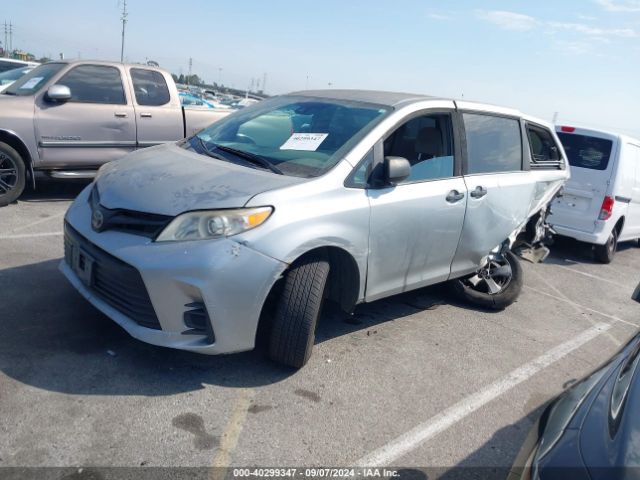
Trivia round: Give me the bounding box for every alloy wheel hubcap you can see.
[465,254,513,295]
[0,152,18,194]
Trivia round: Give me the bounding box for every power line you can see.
[120,0,127,62]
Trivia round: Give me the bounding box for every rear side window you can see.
[58,65,126,105]
[0,60,23,73]
[527,124,563,170]
[557,133,613,171]
[131,68,171,106]
[463,113,522,174]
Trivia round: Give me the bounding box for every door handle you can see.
[140,112,153,118]
[114,112,128,118]
[446,190,465,203]
[470,186,488,199]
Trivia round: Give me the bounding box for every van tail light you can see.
[560,126,576,133]
[599,196,614,220]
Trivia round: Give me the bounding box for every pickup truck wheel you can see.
[268,252,330,368]
[594,229,617,264]
[0,142,26,207]
[452,251,523,311]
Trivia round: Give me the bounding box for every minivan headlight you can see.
[156,207,273,242]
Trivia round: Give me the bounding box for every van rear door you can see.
[550,127,618,233]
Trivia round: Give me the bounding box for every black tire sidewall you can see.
[268,253,330,368]
[594,230,617,264]
[0,142,26,207]
[452,251,524,310]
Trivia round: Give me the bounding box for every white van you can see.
[549,125,640,263]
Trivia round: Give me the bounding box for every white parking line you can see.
[8,211,65,233]
[355,322,610,467]
[525,285,639,328]
[0,232,63,240]
[554,265,628,289]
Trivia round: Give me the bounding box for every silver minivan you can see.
[61,90,569,367]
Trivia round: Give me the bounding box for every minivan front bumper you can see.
[60,185,288,355]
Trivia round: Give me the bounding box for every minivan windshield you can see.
[557,132,613,171]
[186,96,390,178]
[3,63,66,96]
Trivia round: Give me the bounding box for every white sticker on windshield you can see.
[280,133,328,151]
[19,77,44,90]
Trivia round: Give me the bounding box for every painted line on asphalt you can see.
[355,322,611,467]
[9,211,65,233]
[554,265,628,289]
[527,267,621,346]
[525,285,639,328]
[0,231,63,240]
[211,388,255,474]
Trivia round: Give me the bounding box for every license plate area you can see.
[70,242,95,287]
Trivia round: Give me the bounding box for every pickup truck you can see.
[0,60,230,206]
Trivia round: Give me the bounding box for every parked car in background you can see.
[0,58,39,73]
[0,66,35,93]
[60,90,568,367]
[0,60,230,206]
[509,328,640,480]
[179,91,216,109]
[550,126,640,263]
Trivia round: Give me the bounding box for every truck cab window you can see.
[383,113,455,183]
[58,65,126,105]
[131,68,171,106]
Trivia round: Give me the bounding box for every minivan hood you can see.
[96,143,305,216]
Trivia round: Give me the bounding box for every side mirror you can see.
[46,84,71,102]
[384,156,411,185]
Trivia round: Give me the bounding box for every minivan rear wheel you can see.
[0,142,26,207]
[452,250,523,310]
[594,229,617,264]
[268,252,330,368]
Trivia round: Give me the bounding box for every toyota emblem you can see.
[91,209,104,231]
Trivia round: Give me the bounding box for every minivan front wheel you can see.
[268,252,330,368]
[594,229,617,264]
[452,250,523,310]
[0,142,26,207]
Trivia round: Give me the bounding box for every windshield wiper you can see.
[210,143,284,175]
[196,136,225,160]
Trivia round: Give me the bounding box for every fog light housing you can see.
[182,302,215,344]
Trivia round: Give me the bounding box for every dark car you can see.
[509,291,640,480]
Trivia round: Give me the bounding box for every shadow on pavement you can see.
[0,256,492,396]
[18,176,91,203]
[544,235,637,267]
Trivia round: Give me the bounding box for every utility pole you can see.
[9,22,12,53]
[3,22,7,57]
[262,72,267,94]
[120,0,127,63]
[187,57,192,86]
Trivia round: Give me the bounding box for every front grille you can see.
[64,223,161,329]
[89,186,172,239]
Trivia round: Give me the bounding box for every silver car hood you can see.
[96,143,305,216]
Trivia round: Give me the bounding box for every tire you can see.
[268,252,330,368]
[0,142,26,207]
[594,229,617,264]
[452,250,523,311]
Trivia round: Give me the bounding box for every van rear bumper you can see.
[553,222,611,245]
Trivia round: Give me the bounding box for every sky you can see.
[4,0,640,136]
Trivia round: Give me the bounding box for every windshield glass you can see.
[186,95,391,178]
[4,63,66,96]
[557,132,613,171]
